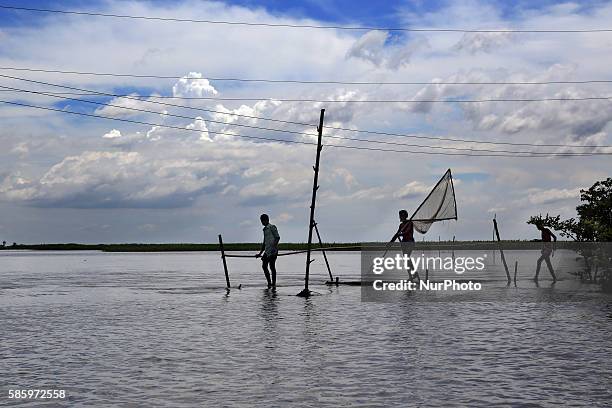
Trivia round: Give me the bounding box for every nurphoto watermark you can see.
[360,242,610,302]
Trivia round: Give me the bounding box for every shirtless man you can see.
[534,223,557,282]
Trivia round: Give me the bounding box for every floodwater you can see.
[1,250,611,407]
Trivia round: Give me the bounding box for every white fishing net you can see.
[410,169,457,234]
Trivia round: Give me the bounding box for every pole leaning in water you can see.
[314,222,333,282]
[218,234,231,290]
[298,109,325,298]
[492,217,511,283]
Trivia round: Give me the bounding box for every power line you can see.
[2,82,612,104]
[1,73,610,149]
[5,84,609,155]
[2,5,612,33]
[0,72,317,126]
[1,98,608,158]
[2,66,612,86]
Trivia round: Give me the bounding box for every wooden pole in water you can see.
[298,109,325,297]
[218,234,231,289]
[493,218,511,283]
[514,260,518,283]
[313,222,333,282]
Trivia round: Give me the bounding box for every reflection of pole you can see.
[314,222,333,282]
[218,234,231,289]
[493,218,511,283]
[298,109,325,298]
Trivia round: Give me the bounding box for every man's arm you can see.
[389,226,402,243]
[256,240,265,258]
[271,226,280,252]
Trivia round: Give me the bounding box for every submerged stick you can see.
[493,218,511,283]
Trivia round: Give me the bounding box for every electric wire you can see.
[5,84,610,155]
[2,66,612,86]
[1,73,611,149]
[1,98,608,158]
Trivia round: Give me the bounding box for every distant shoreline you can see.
[0,240,576,252]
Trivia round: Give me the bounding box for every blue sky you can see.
[1,0,607,27]
[1,0,612,244]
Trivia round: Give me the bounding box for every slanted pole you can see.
[218,234,231,289]
[314,222,333,282]
[493,218,511,283]
[298,109,325,297]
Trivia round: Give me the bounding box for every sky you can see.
[1,0,612,244]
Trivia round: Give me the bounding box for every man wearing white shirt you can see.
[255,214,280,288]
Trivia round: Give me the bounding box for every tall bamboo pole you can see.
[298,109,325,297]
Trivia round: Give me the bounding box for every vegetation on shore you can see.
[0,240,592,252]
[0,242,363,252]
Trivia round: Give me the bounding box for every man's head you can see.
[260,213,270,226]
[399,209,408,221]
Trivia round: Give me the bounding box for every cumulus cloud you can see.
[185,117,211,142]
[172,72,218,97]
[102,129,122,139]
[0,151,226,208]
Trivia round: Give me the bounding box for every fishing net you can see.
[410,169,457,234]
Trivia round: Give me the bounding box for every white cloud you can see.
[1,0,612,241]
[102,129,122,139]
[172,72,218,97]
[393,181,431,199]
[185,117,211,142]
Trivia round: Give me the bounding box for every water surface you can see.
[1,250,611,407]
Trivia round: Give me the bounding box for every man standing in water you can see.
[534,222,557,282]
[390,209,420,281]
[255,214,280,289]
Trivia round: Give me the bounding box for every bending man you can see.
[390,209,420,281]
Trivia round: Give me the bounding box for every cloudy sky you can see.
[1,0,611,244]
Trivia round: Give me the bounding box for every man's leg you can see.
[402,243,419,282]
[269,255,277,287]
[261,254,272,287]
[535,255,543,280]
[545,256,556,281]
